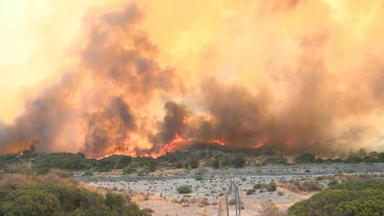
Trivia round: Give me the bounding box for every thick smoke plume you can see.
[1,0,384,157]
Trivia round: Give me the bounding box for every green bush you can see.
[177,185,192,194]
[294,153,316,164]
[212,159,220,169]
[288,180,384,216]
[345,155,363,163]
[34,153,91,171]
[115,156,132,169]
[0,184,150,216]
[185,159,199,169]
[232,156,246,168]
[0,189,63,216]
[195,175,203,181]
[253,183,264,189]
[122,162,140,174]
[263,156,287,165]
[82,171,93,176]
[246,188,256,195]
[174,162,183,169]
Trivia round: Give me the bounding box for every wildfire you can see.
[211,139,226,146]
[155,132,188,157]
[95,132,188,160]
[252,140,265,149]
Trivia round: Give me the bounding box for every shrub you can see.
[116,156,132,169]
[186,159,199,169]
[212,159,220,169]
[232,156,246,168]
[34,153,91,171]
[122,162,140,174]
[221,156,232,167]
[195,175,203,181]
[263,156,287,165]
[0,173,29,190]
[83,171,93,176]
[378,152,384,161]
[294,153,316,164]
[246,188,256,195]
[288,180,384,216]
[253,183,264,190]
[0,184,150,216]
[266,182,277,192]
[363,156,379,163]
[259,200,285,216]
[345,155,362,163]
[300,181,323,192]
[105,193,125,211]
[333,158,344,163]
[0,189,63,216]
[177,185,192,194]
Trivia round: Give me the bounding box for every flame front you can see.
[96,132,188,159]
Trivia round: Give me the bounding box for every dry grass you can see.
[7,163,31,174]
[285,183,300,193]
[259,200,286,216]
[0,173,30,190]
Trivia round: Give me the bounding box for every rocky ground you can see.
[77,163,384,216]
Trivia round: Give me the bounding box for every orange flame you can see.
[211,139,226,146]
[252,140,265,149]
[95,132,188,160]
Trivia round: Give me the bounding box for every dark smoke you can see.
[84,97,136,156]
[149,101,189,153]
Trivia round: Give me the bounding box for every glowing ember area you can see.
[211,139,226,146]
[156,132,188,157]
[96,132,188,160]
[253,141,265,149]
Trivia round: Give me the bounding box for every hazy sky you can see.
[0,0,123,122]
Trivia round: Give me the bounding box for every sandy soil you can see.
[78,163,384,216]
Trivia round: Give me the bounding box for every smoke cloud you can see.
[1,0,384,157]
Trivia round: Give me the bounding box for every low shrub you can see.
[253,183,265,189]
[177,185,192,194]
[0,184,150,216]
[246,188,256,195]
[232,156,246,168]
[288,180,384,216]
[345,155,362,163]
[294,153,316,164]
[259,200,285,216]
[266,182,277,192]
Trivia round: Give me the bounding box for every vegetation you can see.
[2,147,384,176]
[0,184,150,216]
[176,185,192,194]
[0,167,150,216]
[231,156,246,168]
[246,188,256,195]
[288,180,384,216]
[294,153,316,164]
[259,200,286,216]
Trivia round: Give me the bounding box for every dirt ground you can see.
[79,163,384,216]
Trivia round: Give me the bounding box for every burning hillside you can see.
[1,0,384,158]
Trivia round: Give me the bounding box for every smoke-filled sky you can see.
[1,0,384,157]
